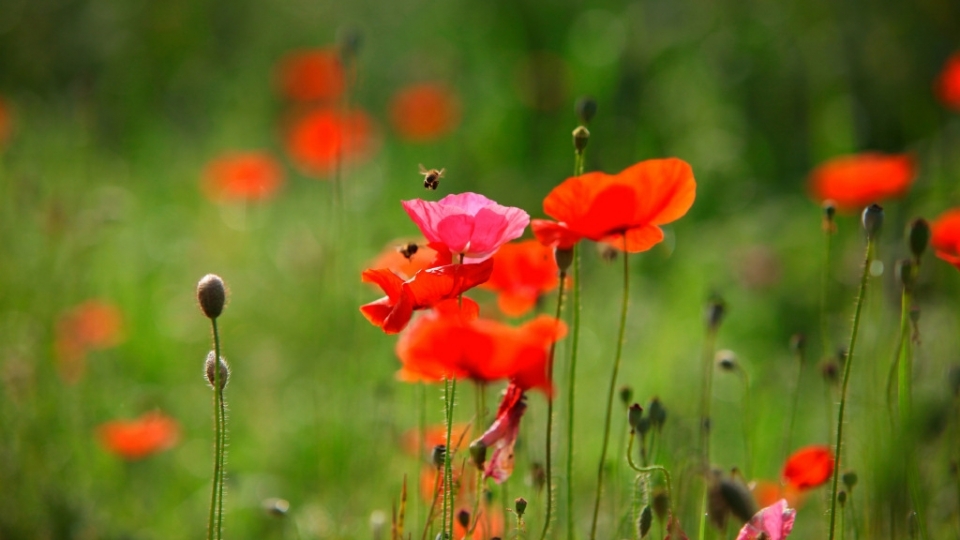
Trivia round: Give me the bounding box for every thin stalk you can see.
[737,368,752,479]
[588,235,630,540]
[419,384,427,531]
[897,288,928,539]
[539,272,567,540]
[827,239,874,540]
[784,346,804,461]
[565,151,585,540]
[447,379,458,540]
[821,221,834,361]
[697,327,718,540]
[207,318,224,540]
[625,431,674,501]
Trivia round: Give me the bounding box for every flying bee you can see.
[398,242,419,260]
[419,164,445,190]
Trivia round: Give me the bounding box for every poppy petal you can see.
[782,445,834,490]
[601,224,665,253]
[530,219,581,249]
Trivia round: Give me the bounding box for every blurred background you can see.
[1,0,960,537]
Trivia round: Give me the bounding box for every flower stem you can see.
[697,327,718,540]
[539,272,567,540]
[443,378,458,540]
[897,287,928,540]
[588,236,630,540]
[784,345,804,461]
[821,219,834,361]
[207,318,225,540]
[565,146,585,540]
[827,239,874,540]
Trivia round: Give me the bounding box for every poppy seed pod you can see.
[575,96,597,124]
[842,471,858,490]
[205,352,230,390]
[572,126,590,153]
[861,204,884,241]
[908,218,930,261]
[515,497,527,517]
[628,403,644,432]
[197,274,227,319]
[554,247,574,273]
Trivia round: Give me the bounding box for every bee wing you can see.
[418,163,428,174]
[438,168,445,177]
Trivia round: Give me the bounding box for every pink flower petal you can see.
[736,499,796,540]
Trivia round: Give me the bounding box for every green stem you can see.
[827,239,874,540]
[539,272,567,540]
[897,288,928,539]
[565,245,581,540]
[207,318,224,540]
[784,346,804,461]
[821,222,834,361]
[697,328,718,540]
[625,431,673,501]
[738,368,752,479]
[588,236,630,540]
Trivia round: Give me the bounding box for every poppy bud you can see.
[842,471,858,491]
[821,360,839,383]
[573,126,590,153]
[715,350,737,372]
[637,505,653,538]
[432,444,446,468]
[628,403,644,432]
[837,490,847,507]
[789,333,806,358]
[620,385,634,407]
[648,397,667,431]
[468,440,486,469]
[457,509,470,528]
[515,497,528,517]
[197,274,227,319]
[555,247,574,273]
[718,477,758,525]
[896,259,916,290]
[205,352,230,390]
[575,96,598,124]
[861,204,884,241]
[704,294,726,331]
[652,488,670,521]
[908,218,929,261]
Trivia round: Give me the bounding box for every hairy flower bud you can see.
[514,497,528,517]
[861,204,884,241]
[637,505,653,538]
[197,274,227,319]
[908,218,930,261]
[205,351,230,390]
[572,126,590,153]
[896,259,916,290]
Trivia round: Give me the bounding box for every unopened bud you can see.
[652,488,670,521]
[837,490,847,506]
[648,397,667,430]
[515,497,528,517]
[432,445,446,468]
[457,509,470,528]
[620,385,634,407]
[575,96,597,124]
[821,360,839,383]
[197,274,227,319]
[715,350,737,371]
[555,247,574,273]
[789,333,806,358]
[718,477,757,524]
[705,294,726,331]
[637,505,653,538]
[205,352,230,390]
[861,204,884,241]
[896,259,916,290]
[908,218,930,261]
[628,403,644,432]
[573,126,590,153]
[842,471,858,491]
[469,440,486,469]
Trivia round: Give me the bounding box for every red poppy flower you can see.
[750,479,803,510]
[55,300,124,383]
[781,445,834,490]
[389,83,461,141]
[931,209,960,270]
[276,48,345,102]
[98,411,180,460]
[368,240,442,281]
[808,153,915,212]
[469,383,527,483]
[936,52,960,110]
[360,259,494,334]
[531,158,696,252]
[202,151,284,201]
[395,303,566,394]
[481,240,560,317]
[285,108,375,177]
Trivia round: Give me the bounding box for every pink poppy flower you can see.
[401,193,530,262]
[736,499,796,540]
[469,383,527,483]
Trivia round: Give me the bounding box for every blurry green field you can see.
[2,0,960,538]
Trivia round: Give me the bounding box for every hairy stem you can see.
[539,272,567,540]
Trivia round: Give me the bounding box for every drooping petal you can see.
[530,219,582,249]
[473,384,527,483]
[403,259,494,308]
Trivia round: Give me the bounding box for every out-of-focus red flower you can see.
[368,240,441,281]
[402,192,530,263]
[55,300,124,383]
[481,240,560,317]
[202,152,284,202]
[401,423,472,459]
[360,259,493,334]
[0,96,11,148]
[931,209,960,270]
[389,83,461,142]
[395,302,566,394]
[470,383,527,483]
[782,445,834,490]
[285,108,375,177]
[808,153,915,212]
[98,411,180,460]
[276,48,345,102]
[531,158,696,252]
[936,52,960,110]
[750,480,803,510]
